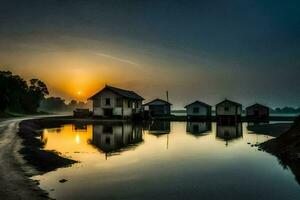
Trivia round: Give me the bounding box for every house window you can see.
[128,100,132,108]
[224,107,229,111]
[105,98,110,106]
[193,107,199,113]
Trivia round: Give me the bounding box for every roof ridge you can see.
[184,100,211,108]
[88,85,144,100]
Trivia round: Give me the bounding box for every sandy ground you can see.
[0,117,50,200]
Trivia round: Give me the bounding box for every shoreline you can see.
[0,117,52,200]
[18,118,78,173]
[260,116,300,185]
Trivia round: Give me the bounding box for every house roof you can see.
[184,100,211,108]
[216,99,242,107]
[143,98,172,106]
[88,85,144,100]
[246,103,269,110]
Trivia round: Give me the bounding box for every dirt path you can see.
[0,118,49,200]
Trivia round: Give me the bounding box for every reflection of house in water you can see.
[146,121,171,137]
[216,122,243,145]
[186,122,211,137]
[91,122,143,157]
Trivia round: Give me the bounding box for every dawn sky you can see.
[0,0,300,109]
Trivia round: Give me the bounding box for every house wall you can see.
[216,102,242,116]
[186,104,209,116]
[246,107,269,117]
[92,90,138,117]
[149,105,170,115]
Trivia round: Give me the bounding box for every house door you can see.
[103,108,113,117]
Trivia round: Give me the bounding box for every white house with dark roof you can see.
[185,100,212,120]
[88,85,144,117]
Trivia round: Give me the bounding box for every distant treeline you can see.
[270,107,300,114]
[0,71,49,114]
[39,97,90,112]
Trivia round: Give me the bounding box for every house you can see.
[143,98,172,117]
[88,85,144,118]
[91,122,143,158]
[216,99,242,124]
[246,103,269,121]
[186,121,211,136]
[185,100,212,120]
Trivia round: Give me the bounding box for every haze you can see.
[1,0,300,109]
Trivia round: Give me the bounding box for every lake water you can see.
[33,121,300,200]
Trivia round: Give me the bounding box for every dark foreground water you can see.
[33,122,300,200]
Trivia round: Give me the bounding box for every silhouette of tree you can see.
[0,70,49,114]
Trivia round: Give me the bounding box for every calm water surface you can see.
[33,122,300,200]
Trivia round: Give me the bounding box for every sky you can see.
[0,0,300,109]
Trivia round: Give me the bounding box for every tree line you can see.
[0,71,49,114]
[39,97,90,112]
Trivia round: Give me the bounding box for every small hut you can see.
[246,103,269,121]
[216,99,242,124]
[143,98,172,117]
[185,100,212,120]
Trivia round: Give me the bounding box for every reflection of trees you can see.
[72,124,88,132]
[46,127,62,133]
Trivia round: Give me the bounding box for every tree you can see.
[0,71,28,112]
[22,79,49,113]
[0,70,49,114]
